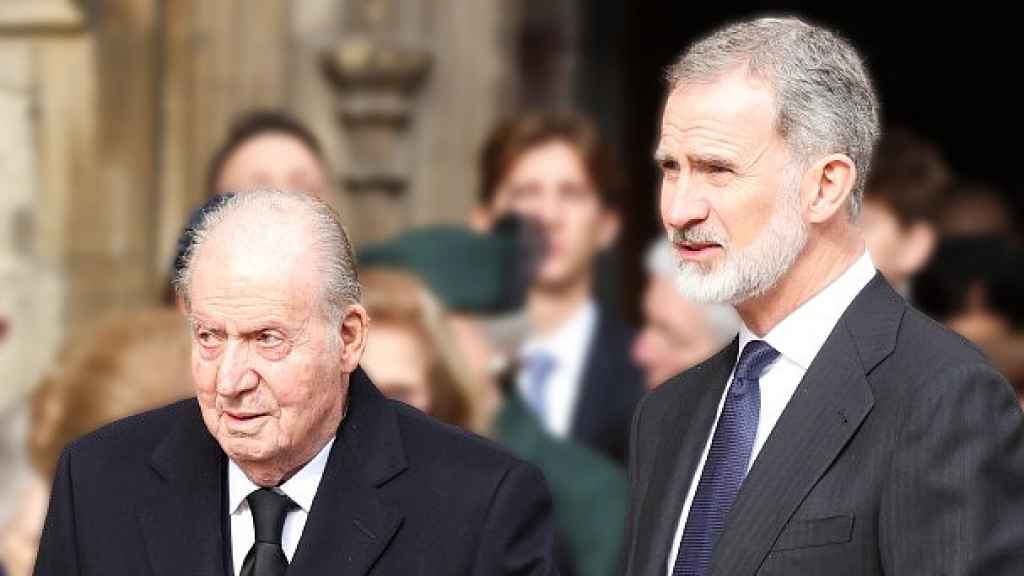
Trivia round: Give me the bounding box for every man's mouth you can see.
[224,410,266,422]
[675,241,720,252]
[673,239,723,257]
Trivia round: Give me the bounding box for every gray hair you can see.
[173,188,361,322]
[666,16,880,219]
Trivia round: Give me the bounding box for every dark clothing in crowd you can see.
[495,389,628,576]
[569,310,645,467]
[914,235,1024,329]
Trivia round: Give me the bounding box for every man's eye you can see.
[196,330,220,347]
[659,159,680,173]
[257,332,283,347]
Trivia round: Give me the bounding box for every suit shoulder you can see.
[896,305,990,367]
[637,351,723,423]
[64,398,197,466]
[866,304,1011,408]
[389,399,537,476]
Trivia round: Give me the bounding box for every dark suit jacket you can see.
[570,309,646,467]
[34,368,558,575]
[624,275,1024,575]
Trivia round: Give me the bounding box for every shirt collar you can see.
[739,250,876,371]
[228,436,335,514]
[521,299,597,363]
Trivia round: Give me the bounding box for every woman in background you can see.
[0,309,193,576]
[359,268,495,434]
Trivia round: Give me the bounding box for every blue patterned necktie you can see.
[521,351,557,423]
[672,339,780,576]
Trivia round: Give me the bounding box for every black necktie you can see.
[240,488,296,576]
[672,339,779,576]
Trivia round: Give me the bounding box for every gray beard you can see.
[671,184,808,305]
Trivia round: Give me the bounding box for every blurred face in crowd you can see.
[657,70,808,305]
[216,132,330,199]
[488,140,619,292]
[362,323,432,413]
[861,199,934,289]
[188,217,365,486]
[632,276,723,389]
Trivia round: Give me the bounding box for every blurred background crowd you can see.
[1,2,1020,575]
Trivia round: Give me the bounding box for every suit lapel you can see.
[288,368,407,576]
[571,309,614,442]
[138,400,228,576]
[711,275,902,575]
[632,341,738,576]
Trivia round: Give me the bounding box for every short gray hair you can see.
[173,188,361,322]
[667,16,880,218]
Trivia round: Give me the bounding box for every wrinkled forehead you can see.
[190,216,322,312]
[663,70,777,134]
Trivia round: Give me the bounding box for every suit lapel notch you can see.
[287,369,407,575]
[139,402,227,576]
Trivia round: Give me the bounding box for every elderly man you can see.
[34,190,557,575]
[631,238,739,389]
[625,17,1024,576]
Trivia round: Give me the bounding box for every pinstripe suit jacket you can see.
[624,274,1024,575]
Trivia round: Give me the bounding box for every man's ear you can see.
[338,304,370,373]
[803,154,857,224]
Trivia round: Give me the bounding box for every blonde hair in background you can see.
[360,268,491,435]
[29,308,194,477]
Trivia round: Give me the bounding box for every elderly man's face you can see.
[188,224,350,482]
[632,276,719,389]
[656,69,807,305]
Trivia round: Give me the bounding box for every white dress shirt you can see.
[228,437,334,575]
[666,251,876,573]
[516,299,598,438]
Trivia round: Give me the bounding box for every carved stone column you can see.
[320,0,431,244]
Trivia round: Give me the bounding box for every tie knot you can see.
[247,488,296,544]
[523,351,557,382]
[521,351,557,420]
[734,340,779,382]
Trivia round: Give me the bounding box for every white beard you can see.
[671,173,809,305]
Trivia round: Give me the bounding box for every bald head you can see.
[174,189,360,322]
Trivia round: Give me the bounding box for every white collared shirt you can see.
[516,299,598,438]
[666,251,876,573]
[228,437,334,575]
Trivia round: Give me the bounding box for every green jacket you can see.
[494,393,629,576]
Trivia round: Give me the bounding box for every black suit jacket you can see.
[34,369,558,575]
[570,309,645,467]
[624,275,1024,575]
